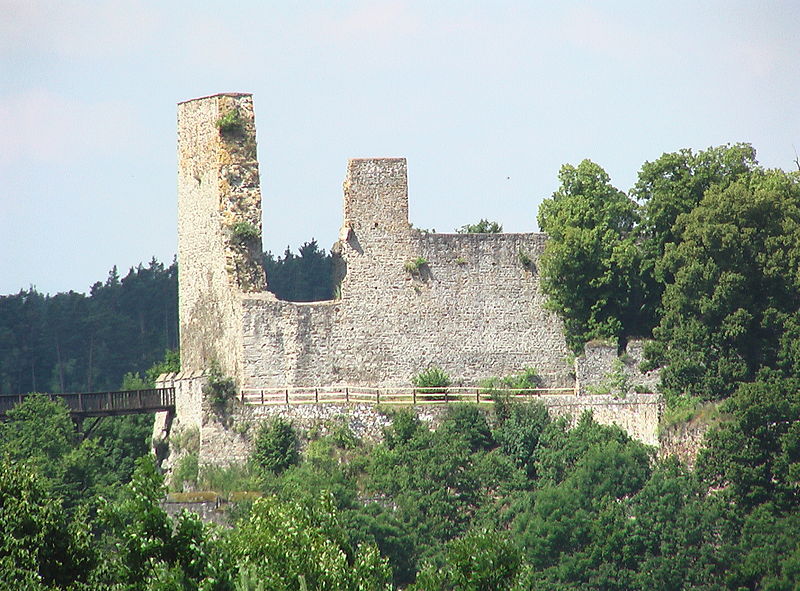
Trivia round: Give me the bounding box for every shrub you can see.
[441,405,495,452]
[202,362,236,408]
[198,462,261,495]
[230,221,259,242]
[494,402,551,477]
[412,366,451,393]
[171,452,198,491]
[403,257,428,274]
[456,219,503,233]
[252,418,299,475]
[518,249,532,267]
[384,409,424,448]
[215,108,244,134]
[481,367,542,394]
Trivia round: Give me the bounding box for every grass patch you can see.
[659,395,729,435]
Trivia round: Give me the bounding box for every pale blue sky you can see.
[2,1,798,294]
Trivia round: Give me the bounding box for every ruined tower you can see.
[177,93,266,379]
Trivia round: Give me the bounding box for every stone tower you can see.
[177,93,266,379]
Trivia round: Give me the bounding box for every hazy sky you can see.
[2,1,798,295]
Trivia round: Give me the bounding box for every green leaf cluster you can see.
[456,219,503,234]
[537,159,644,351]
[538,144,800,405]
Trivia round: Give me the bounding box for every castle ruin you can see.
[156,93,661,467]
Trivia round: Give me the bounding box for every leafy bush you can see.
[440,405,495,452]
[384,409,423,449]
[482,367,542,393]
[494,401,551,477]
[202,362,236,408]
[171,452,198,491]
[456,219,503,233]
[230,221,259,242]
[412,529,522,591]
[403,257,428,274]
[198,463,261,495]
[252,419,299,475]
[411,366,451,393]
[215,108,244,134]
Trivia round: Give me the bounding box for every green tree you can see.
[96,455,231,590]
[631,143,760,336]
[228,494,391,591]
[645,169,800,399]
[696,375,800,511]
[252,418,300,476]
[262,240,335,302]
[537,160,643,351]
[0,460,95,589]
[634,143,759,263]
[493,401,550,478]
[411,529,522,591]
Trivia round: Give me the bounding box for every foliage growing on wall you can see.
[215,108,244,134]
[403,257,428,275]
[456,219,503,233]
[202,361,237,408]
[230,221,260,242]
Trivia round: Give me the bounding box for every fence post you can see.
[78,392,83,413]
[261,389,264,405]
[444,389,449,404]
[345,387,349,403]
[476,388,480,404]
[285,388,289,405]
[138,389,143,409]
[315,388,319,403]
[376,388,380,404]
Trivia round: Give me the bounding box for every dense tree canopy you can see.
[2,143,800,589]
[538,145,800,404]
[262,240,336,302]
[0,259,178,395]
[648,169,800,399]
[537,160,644,350]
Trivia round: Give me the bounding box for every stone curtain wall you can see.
[162,376,661,469]
[177,95,572,390]
[177,94,265,380]
[240,157,573,390]
[172,94,662,467]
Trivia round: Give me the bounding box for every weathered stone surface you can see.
[156,372,661,472]
[177,94,266,381]
[168,93,664,468]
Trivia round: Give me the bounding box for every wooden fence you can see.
[239,386,577,406]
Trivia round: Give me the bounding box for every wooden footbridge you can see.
[0,388,176,436]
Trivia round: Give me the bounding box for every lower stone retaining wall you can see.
[156,373,662,471]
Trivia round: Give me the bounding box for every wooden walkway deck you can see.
[0,388,176,419]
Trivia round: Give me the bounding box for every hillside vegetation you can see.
[1,144,799,589]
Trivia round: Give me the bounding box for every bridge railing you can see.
[240,385,577,406]
[0,388,176,417]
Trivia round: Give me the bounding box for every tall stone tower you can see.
[177,93,266,380]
